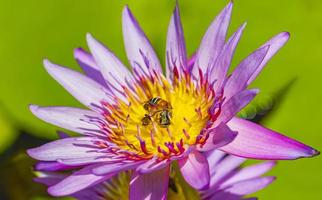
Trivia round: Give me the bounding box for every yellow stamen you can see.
[105,73,216,160]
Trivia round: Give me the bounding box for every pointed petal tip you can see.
[241,21,247,28]
[261,161,277,171]
[73,47,84,57]
[43,58,51,68]
[252,88,260,94]
[86,33,96,44]
[86,33,94,40]
[122,4,132,18]
[29,104,44,119]
[268,176,277,183]
[294,145,320,159]
[86,32,92,38]
[222,118,320,160]
[47,187,64,197]
[43,59,60,73]
[227,1,234,10]
[29,104,38,112]
[174,0,180,12]
[26,148,38,160]
[306,148,320,158]
[267,160,277,167]
[86,33,101,52]
[282,31,290,39]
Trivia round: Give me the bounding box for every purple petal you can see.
[192,2,233,78]
[43,59,111,108]
[29,105,103,136]
[35,172,108,200]
[48,164,114,196]
[248,32,290,84]
[34,161,76,172]
[205,150,226,168]
[86,34,133,91]
[34,172,65,186]
[221,161,276,188]
[130,165,170,200]
[166,3,187,80]
[178,150,210,190]
[27,137,107,162]
[208,155,246,188]
[210,23,246,92]
[57,156,117,166]
[122,6,162,75]
[218,176,275,196]
[74,48,108,88]
[187,53,196,72]
[224,46,269,100]
[136,157,170,174]
[57,131,70,139]
[198,123,237,152]
[92,161,144,175]
[220,117,320,160]
[214,89,258,127]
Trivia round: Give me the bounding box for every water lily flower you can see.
[27,1,319,199]
[34,150,276,200]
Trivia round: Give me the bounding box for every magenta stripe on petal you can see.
[122,6,162,75]
[43,59,112,109]
[178,150,210,190]
[48,164,114,196]
[192,2,232,78]
[220,117,320,160]
[166,3,187,80]
[130,165,170,200]
[198,123,237,152]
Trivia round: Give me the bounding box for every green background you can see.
[0,0,321,199]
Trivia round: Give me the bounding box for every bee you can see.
[141,114,152,126]
[143,97,172,113]
[142,97,173,128]
[156,109,172,128]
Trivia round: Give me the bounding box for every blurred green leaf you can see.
[0,107,17,153]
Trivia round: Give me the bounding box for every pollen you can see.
[102,71,221,160]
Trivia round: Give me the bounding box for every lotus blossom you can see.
[34,148,276,200]
[27,1,319,199]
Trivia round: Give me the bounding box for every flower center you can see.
[102,72,221,160]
